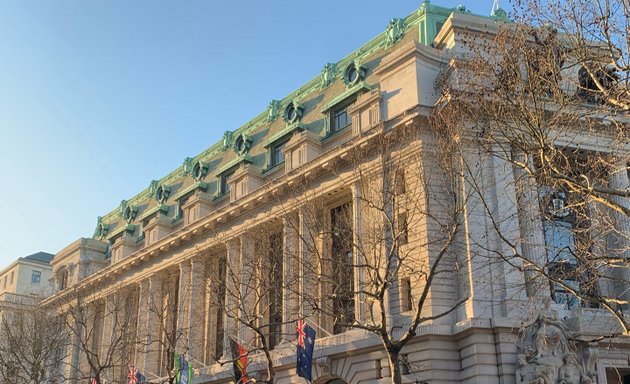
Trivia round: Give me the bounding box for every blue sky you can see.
[0,0,492,268]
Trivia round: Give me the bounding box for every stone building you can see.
[42,2,630,384]
[0,251,53,315]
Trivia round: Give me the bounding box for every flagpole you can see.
[304,319,333,338]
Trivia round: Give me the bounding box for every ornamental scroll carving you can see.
[515,308,598,384]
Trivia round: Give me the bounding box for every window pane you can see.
[31,271,41,285]
[544,221,577,264]
[273,143,285,166]
[334,108,349,131]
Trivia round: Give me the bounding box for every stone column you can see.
[512,150,549,299]
[222,239,239,359]
[176,261,192,352]
[100,296,115,378]
[238,235,256,345]
[608,160,630,303]
[144,273,161,378]
[282,213,299,342]
[64,331,81,384]
[188,255,206,363]
[135,279,149,373]
[351,181,367,323]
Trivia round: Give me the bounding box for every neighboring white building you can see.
[0,251,54,313]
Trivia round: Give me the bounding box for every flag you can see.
[174,352,193,384]
[230,337,248,384]
[128,365,146,384]
[128,366,138,384]
[296,319,316,382]
[90,379,96,384]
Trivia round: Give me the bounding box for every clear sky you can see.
[0,0,493,268]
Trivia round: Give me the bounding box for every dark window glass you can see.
[333,107,350,132]
[268,232,283,349]
[221,171,234,195]
[272,142,285,167]
[31,271,41,285]
[331,202,355,334]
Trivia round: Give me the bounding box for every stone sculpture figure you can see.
[515,307,598,384]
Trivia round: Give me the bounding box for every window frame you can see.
[31,270,42,285]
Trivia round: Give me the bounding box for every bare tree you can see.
[140,269,193,384]
[211,221,299,384]
[61,285,138,384]
[0,298,68,384]
[276,124,469,384]
[434,0,630,333]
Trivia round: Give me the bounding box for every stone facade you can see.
[41,3,630,384]
[0,251,53,315]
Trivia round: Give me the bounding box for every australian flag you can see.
[296,319,316,383]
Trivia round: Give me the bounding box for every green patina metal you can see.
[93,216,110,240]
[182,157,194,176]
[385,18,406,46]
[417,1,455,46]
[263,123,305,148]
[233,133,253,156]
[266,100,282,122]
[94,3,495,240]
[192,160,209,181]
[343,60,367,88]
[215,154,253,178]
[320,63,337,88]
[222,131,234,151]
[321,82,371,113]
[123,204,138,224]
[155,184,171,204]
[283,100,304,125]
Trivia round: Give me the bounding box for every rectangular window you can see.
[10,271,14,285]
[397,210,409,246]
[31,271,41,285]
[332,107,350,132]
[220,171,234,195]
[394,169,406,196]
[267,232,283,349]
[400,277,413,312]
[271,142,286,168]
[331,202,355,334]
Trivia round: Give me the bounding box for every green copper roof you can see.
[93,2,486,240]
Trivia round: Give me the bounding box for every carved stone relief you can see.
[515,306,598,384]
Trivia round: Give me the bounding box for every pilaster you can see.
[282,213,299,342]
[512,150,550,300]
[176,261,192,353]
[188,255,206,362]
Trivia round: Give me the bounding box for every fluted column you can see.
[222,239,239,358]
[100,296,115,378]
[351,181,367,323]
[176,261,192,352]
[135,279,149,373]
[608,160,630,303]
[281,213,299,342]
[512,150,549,299]
[144,273,161,378]
[238,235,256,345]
[188,256,206,363]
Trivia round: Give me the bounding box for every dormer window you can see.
[271,141,287,168]
[220,170,234,195]
[332,104,351,132]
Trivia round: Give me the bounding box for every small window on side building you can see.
[31,271,41,285]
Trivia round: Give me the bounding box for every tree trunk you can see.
[386,348,402,384]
